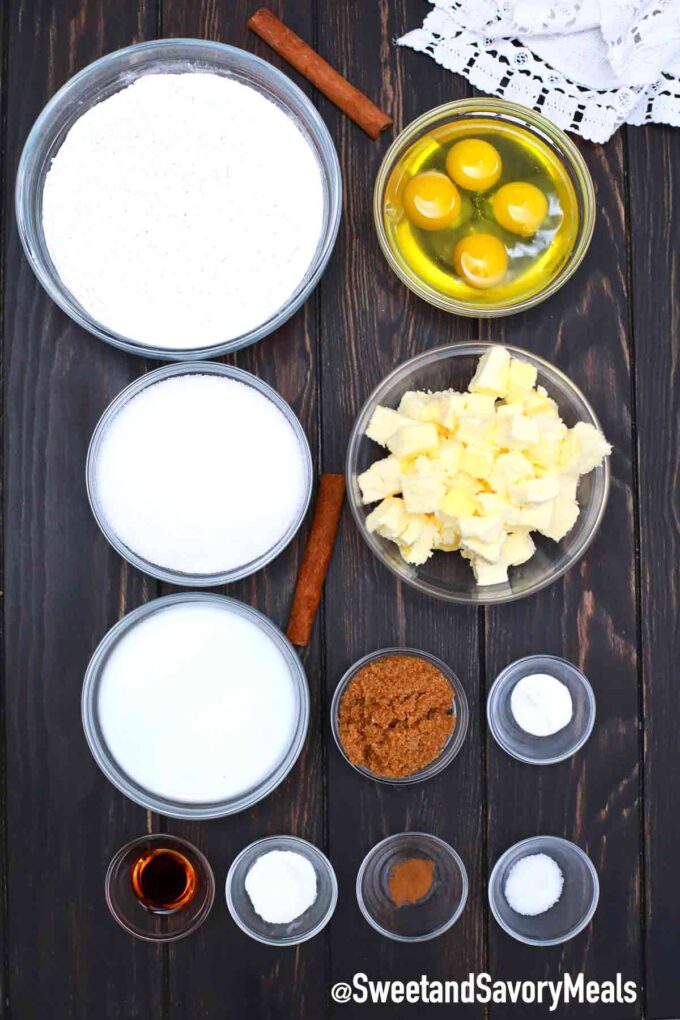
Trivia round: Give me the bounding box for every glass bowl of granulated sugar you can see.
[86,362,313,585]
[16,39,341,360]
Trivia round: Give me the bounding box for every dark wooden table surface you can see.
[2,2,679,1018]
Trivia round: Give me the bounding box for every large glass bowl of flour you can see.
[16,39,341,360]
[82,593,310,819]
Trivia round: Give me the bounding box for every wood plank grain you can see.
[626,121,680,1020]
[481,136,643,1015]
[2,2,163,1018]
[158,3,327,1018]
[317,3,486,1016]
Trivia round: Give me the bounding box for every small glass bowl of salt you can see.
[488,835,599,946]
[226,835,337,946]
[487,655,596,765]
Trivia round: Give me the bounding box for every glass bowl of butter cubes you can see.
[346,343,611,604]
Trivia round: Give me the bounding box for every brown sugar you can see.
[337,654,455,778]
[388,857,435,907]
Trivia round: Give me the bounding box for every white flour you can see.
[42,73,324,349]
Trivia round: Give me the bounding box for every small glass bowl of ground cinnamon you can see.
[356,832,469,942]
[331,648,469,784]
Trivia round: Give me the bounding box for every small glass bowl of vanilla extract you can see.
[105,833,215,942]
[374,99,595,317]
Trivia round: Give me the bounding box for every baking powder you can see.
[43,73,324,348]
[245,850,317,924]
[510,672,573,737]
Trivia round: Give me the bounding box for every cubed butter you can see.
[402,523,438,565]
[366,406,412,446]
[540,492,580,541]
[458,513,503,542]
[469,346,511,398]
[441,487,478,518]
[489,452,535,493]
[358,456,402,504]
[402,475,446,514]
[528,438,561,470]
[439,391,467,431]
[509,474,560,505]
[560,421,612,474]
[436,439,464,476]
[515,500,555,532]
[366,497,408,540]
[506,357,538,401]
[433,522,461,552]
[470,556,510,586]
[398,391,442,423]
[387,422,439,459]
[462,531,507,563]
[359,346,611,588]
[501,531,535,566]
[400,513,432,546]
[460,443,496,480]
[508,414,540,448]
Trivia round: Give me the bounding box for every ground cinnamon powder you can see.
[388,857,435,907]
[337,654,455,777]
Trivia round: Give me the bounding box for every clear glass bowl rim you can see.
[330,647,470,785]
[373,97,596,318]
[81,592,310,820]
[356,831,469,942]
[15,37,342,361]
[85,361,314,586]
[487,654,597,764]
[225,835,338,946]
[346,341,611,605]
[105,832,216,942]
[488,835,600,946]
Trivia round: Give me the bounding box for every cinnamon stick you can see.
[248,9,392,139]
[287,473,346,647]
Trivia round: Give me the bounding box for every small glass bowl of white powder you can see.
[86,362,313,585]
[487,655,596,765]
[16,39,341,360]
[226,836,338,946]
[488,835,599,945]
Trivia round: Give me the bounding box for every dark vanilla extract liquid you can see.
[131,848,198,913]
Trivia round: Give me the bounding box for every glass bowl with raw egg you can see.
[374,99,595,317]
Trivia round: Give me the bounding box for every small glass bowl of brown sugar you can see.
[357,832,469,942]
[331,648,469,784]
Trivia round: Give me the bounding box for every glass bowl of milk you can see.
[81,593,310,819]
[16,39,341,360]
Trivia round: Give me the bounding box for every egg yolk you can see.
[453,233,508,290]
[402,171,462,231]
[446,139,502,192]
[492,182,548,237]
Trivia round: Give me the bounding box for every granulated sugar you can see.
[93,374,308,576]
[42,73,324,349]
[97,601,298,803]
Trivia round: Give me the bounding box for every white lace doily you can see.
[398,0,680,142]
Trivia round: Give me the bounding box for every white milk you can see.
[97,602,299,803]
